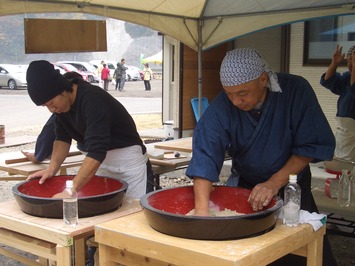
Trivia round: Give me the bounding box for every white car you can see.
[90,60,141,81]
[89,60,117,77]
[126,65,142,81]
[0,64,27,90]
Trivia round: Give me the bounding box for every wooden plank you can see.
[306,233,324,266]
[5,151,82,165]
[0,247,43,266]
[149,157,190,168]
[0,228,56,261]
[55,245,71,266]
[154,137,192,153]
[24,18,107,53]
[0,154,84,177]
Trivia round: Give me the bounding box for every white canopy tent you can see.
[142,51,162,64]
[2,1,355,51]
[1,0,355,116]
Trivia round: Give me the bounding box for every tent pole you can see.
[197,19,203,121]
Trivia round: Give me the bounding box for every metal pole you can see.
[197,19,203,121]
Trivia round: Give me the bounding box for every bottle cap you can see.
[289,174,297,182]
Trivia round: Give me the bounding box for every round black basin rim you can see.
[12,189,127,200]
[140,196,283,220]
[12,176,129,200]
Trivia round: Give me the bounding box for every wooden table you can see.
[95,212,325,266]
[312,189,355,221]
[0,197,141,266]
[146,142,192,189]
[154,137,192,153]
[0,153,84,181]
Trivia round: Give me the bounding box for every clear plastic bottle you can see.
[283,174,301,227]
[63,180,78,227]
[337,169,350,207]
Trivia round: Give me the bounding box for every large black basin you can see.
[12,175,128,218]
[140,186,283,240]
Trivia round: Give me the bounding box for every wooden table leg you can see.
[56,245,72,266]
[74,238,86,266]
[98,244,116,266]
[306,235,324,266]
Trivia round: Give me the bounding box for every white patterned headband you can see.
[220,48,282,92]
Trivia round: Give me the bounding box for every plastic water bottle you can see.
[351,167,355,206]
[283,174,301,227]
[337,169,350,207]
[63,180,78,227]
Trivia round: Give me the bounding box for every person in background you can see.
[97,60,104,84]
[186,48,337,265]
[101,63,110,91]
[117,58,128,91]
[26,60,154,199]
[143,63,153,91]
[320,44,355,165]
[21,114,56,163]
[22,71,84,163]
[113,62,122,91]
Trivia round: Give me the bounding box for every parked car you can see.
[53,63,89,81]
[126,65,142,81]
[89,60,116,77]
[90,60,141,81]
[52,64,66,75]
[57,61,99,83]
[0,64,27,90]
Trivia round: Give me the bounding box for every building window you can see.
[304,15,355,66]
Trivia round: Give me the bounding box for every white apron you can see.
[95,145,148,199]
[334,117,355,162]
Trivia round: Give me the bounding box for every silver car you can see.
[0,64,27,90]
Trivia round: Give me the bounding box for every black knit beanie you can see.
[26,60,71,106]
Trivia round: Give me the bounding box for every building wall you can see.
[180,43,229,134]
[234,27,282,72]
[162,36,181,129]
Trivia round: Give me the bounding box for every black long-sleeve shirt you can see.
[55,79,145,162]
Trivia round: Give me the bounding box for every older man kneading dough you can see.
[186,48,337,266]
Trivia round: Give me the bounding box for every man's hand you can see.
[27,169,54,184]
[21,150,40,164]
[331,44,345,66]
[248,180,279,211]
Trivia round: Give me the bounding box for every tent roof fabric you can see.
[142,51,162,64]
[1,0,355,51]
